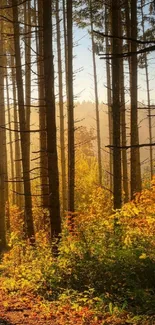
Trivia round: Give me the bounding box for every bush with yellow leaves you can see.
[1,179,155,315]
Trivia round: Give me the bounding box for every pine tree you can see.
[56,0,67,214]
[130,0,142,198]
[111,0,122,209]
[67,0,75,215]
[37,0,49,209]
[89,0,102,186]
[42,0,61,240]
[0,21,6,250]
[12,0,35,242]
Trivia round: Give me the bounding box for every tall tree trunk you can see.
[6,69,16,205]
[1,33,9,212]
[90,2,102,186]
[125,0,131,73]
[62,0,69,212]
[111,0,122,209]
[119,13,129,203]
[141,2,153,180]
[11,56,23,210]
[125,0,141,198]
[130,0,142,199]
[37,0,49,209]
[67,0,75,214]
[105,7,113,194]
[3,95,8,209]
[24,0,31,173]
[3,116,8,209]
[12,0,35,242]
[62,0,68,101]
[0,21,6,250]
[42,0,61,240]
[120,64,129,203]
[56,0,67,214]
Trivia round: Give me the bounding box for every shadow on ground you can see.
[0,319,13,325]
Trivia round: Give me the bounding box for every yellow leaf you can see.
[139,253,147,259]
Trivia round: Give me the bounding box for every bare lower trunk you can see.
[0,23,6,250]
[130,0,142,198]
[6,70,16,205]
[119,14,129,203]
[90,3,102,186]
[24,0,31,172]
[12,0,35,242]
[56,0,67,214]
[125,0,141,197]
[67,0,75,214]
[105,7,113,194]
[38,0,49,209]
[120,63,129,203]
[141,2,153,180]
[42,0,61,240]
[112,0,122,209]
[11,57,23,210]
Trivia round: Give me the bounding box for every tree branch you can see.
[94,30,155,45]
[99,45,155,59]
[106,143,155,150]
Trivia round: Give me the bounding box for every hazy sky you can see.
[73,24,155,105]
[73,26,107,103]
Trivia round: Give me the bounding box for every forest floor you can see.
[0,289,155,325]
[0,290,55,325]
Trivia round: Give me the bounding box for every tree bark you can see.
[24,0,31,173]
[12,0,35,242]
[0,21,6,250]
[90,1,102,186]
[141,1,153,180]
[6,69,16,205]
[67,0,75,214]
[119,12,129,203]
[42,0,61,240]
[111,0,122,209]
[130,0,142,198]
[56,0,67,214]
[37,0,49,209]
[105,7,113,194]
[11,56,23,210]
[62,0,68,101]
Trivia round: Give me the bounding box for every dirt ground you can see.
[0,290,155,325]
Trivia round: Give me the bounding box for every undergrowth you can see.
[0,179,155,319]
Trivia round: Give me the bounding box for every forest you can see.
[0,0,155,324]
